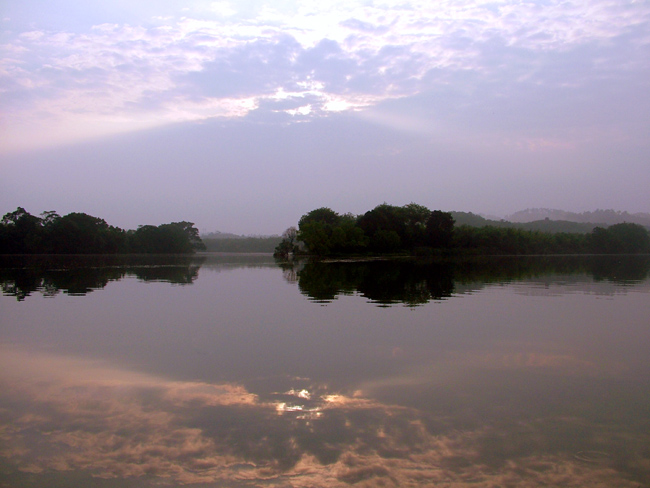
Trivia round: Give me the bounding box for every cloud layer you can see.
[1,0,649,232]
[2,0,649,152]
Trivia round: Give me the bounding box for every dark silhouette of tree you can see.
[296,208,369,256]
[425,210,455,248]
[298,207,341,227]
[588,223,650,254]
[0,207,44,253]
[129,222,204,253]
[356,204,406,253]
[274,227,299,257]
[47,212,126,253]
[291,205,650,257]
[297,208,340,255]
[401,203,432,248]
[0,207,204,254]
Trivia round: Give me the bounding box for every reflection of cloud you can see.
[357,346,611,398]
[0,346,647,487]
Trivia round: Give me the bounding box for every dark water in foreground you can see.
[1,254,649,487]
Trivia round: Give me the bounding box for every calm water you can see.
[1,254,649,487]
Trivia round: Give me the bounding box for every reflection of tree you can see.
[296,261,454,306]
[353,261,454,306]
[0,269,43,301]
[0,255,205,300]
[276,260,302,283]
[291,256,650,305]
[44,268,126,296]
[295,262,359,302]
[590,255,650,282]
[132,265,200,284]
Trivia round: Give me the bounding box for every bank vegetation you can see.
[275,204,650,258]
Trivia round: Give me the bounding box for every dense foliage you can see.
[276,204,650,257]
[0,207,205,254]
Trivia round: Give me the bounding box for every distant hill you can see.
[505,208,650,227]
[451,211,606,234]
[201,231,249,239]
[451,212,504,228]
[516,220,599,234]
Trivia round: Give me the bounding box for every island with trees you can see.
[275,203,650,258]
[0,207,205,254]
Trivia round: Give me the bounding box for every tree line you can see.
[275,204,650,257]
[0,207,205,254]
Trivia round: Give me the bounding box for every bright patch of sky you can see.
[1,0,649,232]
[3,0,648,151]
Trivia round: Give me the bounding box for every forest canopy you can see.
[0,207,205,254]
[276,204,650,257]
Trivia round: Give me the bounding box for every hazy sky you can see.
[1,0,649,234]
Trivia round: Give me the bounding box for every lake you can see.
[1,254,649,487]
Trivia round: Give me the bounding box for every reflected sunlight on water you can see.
[1,255,649,487]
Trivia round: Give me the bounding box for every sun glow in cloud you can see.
[1,0,649,225]
[2,0,649,153]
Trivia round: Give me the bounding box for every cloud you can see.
[1,0,648,152]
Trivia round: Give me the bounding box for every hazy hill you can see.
[505,208,650,227]
[201,235,281,253]
[451,212,602,234]
[201,231,248,239]
[517,220,599,234]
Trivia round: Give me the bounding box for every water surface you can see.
[1,255,649,487]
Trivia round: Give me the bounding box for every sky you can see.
[1,0,649,235]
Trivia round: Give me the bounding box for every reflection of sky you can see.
[513,276,650,297]
[2,262,650,485]
[1,346,648,487]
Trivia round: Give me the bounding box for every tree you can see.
[588,227,612,254]
[47,212,126,253]
[129,225,161,253]
[0,207,205,254]
[40,211,61,227]
[330,214,367,253]
[167,221,206,252]
[297,208,342,255]
[0,207,44,253]
[425,210,455,249]
[298,221,333,255]
[274,226,299,257]
[357,204,407,253]
[589,223,650,254]
[608,223,650,253]
[373,229,402,253]
[129,222,204,254]
[401,203,431,248]
[298,207,341,228]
